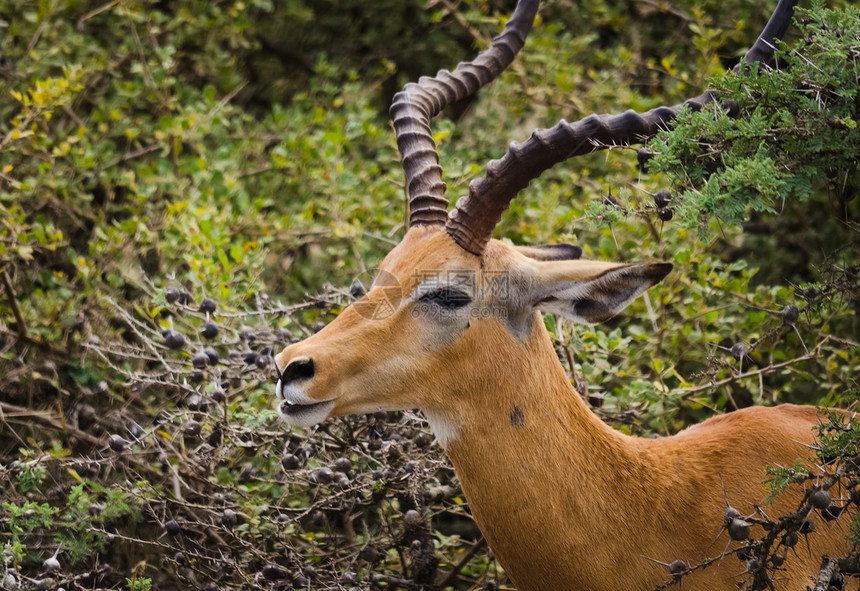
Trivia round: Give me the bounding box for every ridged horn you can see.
[446,0,798,256]
[446,92,716,255]
[390,0,540,227]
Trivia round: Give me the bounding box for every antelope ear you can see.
[530,261,672,324]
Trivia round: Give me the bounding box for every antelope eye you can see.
[419,288,471,310]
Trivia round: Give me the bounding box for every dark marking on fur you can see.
[511,406,525,428]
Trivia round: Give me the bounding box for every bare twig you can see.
[0,401,102,446]
[678,353,819,397]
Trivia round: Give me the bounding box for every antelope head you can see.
[273,0,676,435]
[274,224,670,430]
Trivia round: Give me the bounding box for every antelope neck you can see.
[434,324,664,590]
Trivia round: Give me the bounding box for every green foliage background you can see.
[0,0,857,589]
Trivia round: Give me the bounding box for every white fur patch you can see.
[423,409,460,448]
[275,380,336,428]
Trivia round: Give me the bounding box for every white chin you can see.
[277,399,335,428]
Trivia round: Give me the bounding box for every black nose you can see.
[281,357,315,385]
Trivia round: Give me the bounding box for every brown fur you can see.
[276,228,848,590]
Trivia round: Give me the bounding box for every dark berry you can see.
[199,298,217,314]
[810,487,831,509]
[221,509,237,529]
[165,520,181,536]
[771,551,786,567]
[602,191,618,207]
[311,511,325,526]
[108,434,126,452]
[654,189,671,208]
[165,331,185,350]
[261,565,283,580]
[211,388,227,403]
[203,347,219,365]
[332,457,352,472]
[182,420,201,437]
[658,207,673,221]
[350,281,365,299]
[728,518,750,540]
[191,352,209,369]
[316,467,334,484]
[730,342,749,361]
[722,99,739,117]
[281,454,302,470]
[637,148,654,170]
[201,322,218,339]
[780,305,799,326]
[358,546,380,561]
[668,560,686,575]
[165,287,181,303]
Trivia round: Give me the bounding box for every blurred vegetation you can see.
[0,0,857,589]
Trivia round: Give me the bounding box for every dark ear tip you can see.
[650,262,673,282]
[542,243,582,260]
[517,243,583,261]
[560,244,584,260]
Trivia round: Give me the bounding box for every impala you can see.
[274,0,849,589]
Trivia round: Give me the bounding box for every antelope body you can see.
[274,1,848,589]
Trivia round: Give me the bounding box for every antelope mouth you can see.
[278,398,335,427]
